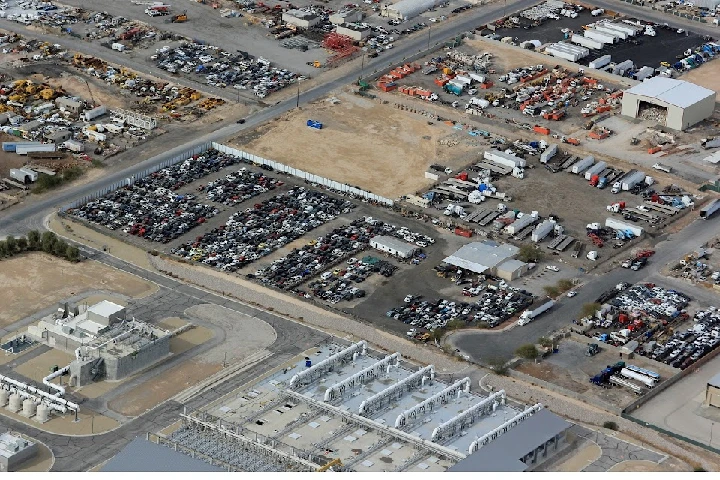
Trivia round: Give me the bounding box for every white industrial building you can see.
[336,24,371,41]
[329,9,363,25]
[381,0,444,21]
[370,235,418,258]
[0,433,37,472]
[621,77,716,131]
[442,241,527,279]
[282,10,321,28]
[161,340,571,472]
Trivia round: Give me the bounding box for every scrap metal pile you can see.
[153,42,300,98]
[171,188,354,271]
[199,168,284,206]
[647,308,720,369]
[304,256,397,304]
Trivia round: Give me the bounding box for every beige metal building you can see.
[281,10,321,28]
[329,9,363,25]
[621,77,715,131]
[706,372,720,408]
[336,24,371,41]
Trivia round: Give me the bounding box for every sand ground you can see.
[11,432,54,472]
[609,460,669,472]
[14,349,75,385]
[0,252,157,327]
[681,61,720,101]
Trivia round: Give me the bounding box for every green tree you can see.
[66,245,80,262]
[515,344,539,359]
[543,285,560,298]
[27,230,41,250]
[602,421,619,431]
[41,231,57,253]
[538,337,553,348]
[15,236,28,252]
[581,303,601,318]
[53,239,68,258]
[557,279,573,292]
[0,241,8,258]
[5,235,16,254]
[430,328,446,343]
[517,244,545,263]
[486,357,509,375]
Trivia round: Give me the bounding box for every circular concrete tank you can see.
[36,403,51,423]
[22,398,37,417]
[8,393,22,411]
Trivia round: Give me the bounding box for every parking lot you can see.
[488,5,715,71]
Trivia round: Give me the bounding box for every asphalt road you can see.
[0,0,539,238]
[451,216,720,363]
[592,0,720,37]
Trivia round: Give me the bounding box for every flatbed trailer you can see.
[556,236,575,251]
[560,156,577,170]
[644,201,679,216]
[548,234,567,249]
[478,211,502,226]
[475,161,512,175]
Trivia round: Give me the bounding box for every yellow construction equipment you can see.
[306,60,322,68]
[317,459,342,472]
[38,88,56,100]
[170,11,188,23]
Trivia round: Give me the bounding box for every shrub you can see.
[538,337,553,348]
[516,344,539,359]
[603,421,619,431]
[543,285,560,297]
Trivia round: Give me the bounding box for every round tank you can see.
[36,403,51,423]
[0,389,9,407]
[22,398,37,417]
[9,393,22,412]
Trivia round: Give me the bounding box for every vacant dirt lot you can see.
[14,349,75,384]
[0,253,157,327]
[232,89,476,198]
[0,132,28,178]
[107,359,221,417]
[681,62,720,101]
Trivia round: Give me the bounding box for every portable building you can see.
[335,24,370,41]
[370,235,418,258]
[495,259,528,281]
[584,29,617,44]
[621,171,646,190]
[62,140,85,153]
[83,105,107,122]
[589,55,612,69]
[484,149,526,169]
[605,217,643,237]
[540,144,558,164]
[571,34,604,50]
[55,97,83,114]
[571,156,594,174]
[281,10,321,28]
[584,161,607,180]
[45,129,72,143]
[329,9,363,25]
[531,220,554,242]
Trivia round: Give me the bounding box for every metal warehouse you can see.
[381,0,444,21]
[442,241,521,276]
[621,78,716,131]
[370,235,418,258]
[706,372,720,408]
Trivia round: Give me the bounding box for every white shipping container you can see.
[589,55,612,69]
[571,34,604,50]
[571,156,594,174]
[531,220,554,242]
[605,217,643,237]
[585,29,617,44]
[584,161,608,180]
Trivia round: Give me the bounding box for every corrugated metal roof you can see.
[100,437,223,472]
[447,409,571,472]
[443,241,518,274]
[626,77,714,108]
[709,371,720,388]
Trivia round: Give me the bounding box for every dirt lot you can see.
[14,435,54,472]
[0,133,31,178]
[681,60,720,101]
[0,253,157,327]
[107,359,221,417]
[14,349,75,385]
[233,89,478,198]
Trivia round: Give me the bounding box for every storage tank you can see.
[36,402,51,423]
[589,55,612,69]
[571,34,604,50]
[621,368,656,388]
[8,393,23,412]
[571,156,594,174]
[0,389,9,407]
[22,398,37,417]
[584,161,608,180]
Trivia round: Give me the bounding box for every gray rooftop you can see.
[625,77,714,109]
[447,408,571,472]
[709,371,720,389]
[101,437,223,472]
[443,241,519,274]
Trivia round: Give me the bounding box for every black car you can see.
[237,118,246,124]
[260,164,274,171]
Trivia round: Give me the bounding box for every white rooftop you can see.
[625,77,715,109]
[87,300,124,319]
[443,241,519,274]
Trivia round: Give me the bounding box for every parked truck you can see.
[700,198,720,219]
[620,368,657,388]
[517,299,555,326]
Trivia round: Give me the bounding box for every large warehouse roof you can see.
[625,77,715,109]
[388,0,444,19]
[443,241,519,274]
[709,372,720,389]
[447,409,571,472]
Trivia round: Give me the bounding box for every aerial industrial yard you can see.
[1,0,720,474]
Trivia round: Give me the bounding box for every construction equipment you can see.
[169,11,187,22]
[586,343,599,356]
[306,60,322,68]
[317,459,342,472]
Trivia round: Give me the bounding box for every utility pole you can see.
[296,82,300,109]
[427,24,432,51]
[359,52,366,82]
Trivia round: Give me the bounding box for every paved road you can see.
[451,217,720,363]
[0,0,539,238]
[592,0,720,37]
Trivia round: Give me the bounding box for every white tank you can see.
[22,398,37,417]
[35,403,51,423]
[8,393,23,412]
[0,390,9,407]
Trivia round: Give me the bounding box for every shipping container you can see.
[605,217,643,237]
[594,24,627,40]
[454,227,473,238]
[531,220,554,242]
[571,156,594,174]
[584,161,607,180]
[15,143,56,155]
[585,29,617,44]
[483,149,526,168]
[540,144,558,164]
[83,105,107,122]
[589,55,612,69]
[700,199,720,219]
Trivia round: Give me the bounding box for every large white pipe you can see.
[75,323,134,360]
[43,365,70,396]
[0,373,79,412]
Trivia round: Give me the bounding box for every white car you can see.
[385,44,394,49]
[567,290,577,298]
[545,265,560,272]
[404,294,415,303]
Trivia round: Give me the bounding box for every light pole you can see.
[296,82,300,109]
[427,24,432,51]
[359,52,366,82]
[711,422,715,446]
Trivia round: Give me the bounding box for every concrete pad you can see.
[556,443,602,472]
